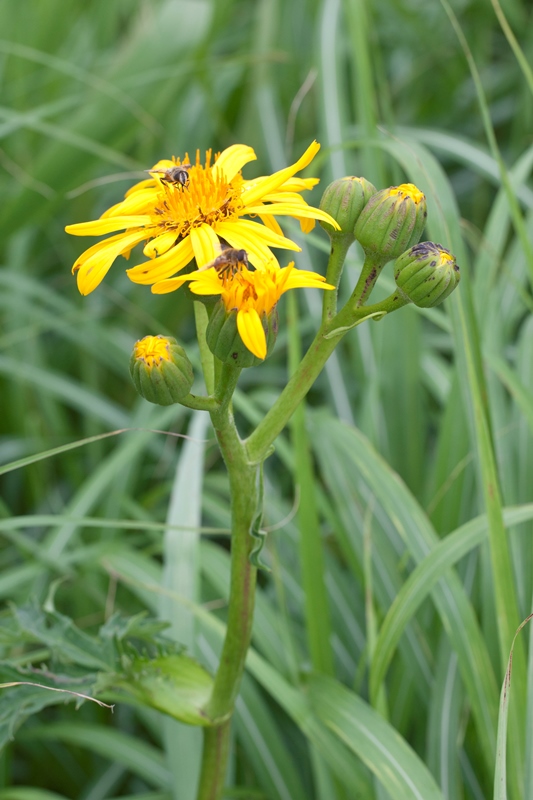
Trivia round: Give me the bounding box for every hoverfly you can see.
[147,163,192,186]
[198,248,249,280]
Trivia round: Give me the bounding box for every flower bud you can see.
[394,242,460,307]
[354,183,427,263]
[319,177,377,239]
[206,301,278,368]
[130,335,193,405]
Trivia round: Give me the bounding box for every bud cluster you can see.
[319,176,460,308]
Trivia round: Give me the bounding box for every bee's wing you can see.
[196,255,221,273]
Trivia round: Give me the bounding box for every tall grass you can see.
[1,0,533,798]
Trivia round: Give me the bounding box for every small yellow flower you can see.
[388,183,425,204]
[132,335,174,367]
[152,261,334,360]
[65,141,339,295]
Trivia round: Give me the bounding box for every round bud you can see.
[130,335,193,405]
[206,302,278,368]
[319,177,377,239]
[354,183,427,263]
[394,242,460,307]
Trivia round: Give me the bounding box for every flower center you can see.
[151,150,244,239]
[389,183,425,204]
[133,335,172,367]
[220,267,279,316]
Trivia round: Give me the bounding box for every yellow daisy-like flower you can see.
[65,141,339,296]
[152,261,334,360]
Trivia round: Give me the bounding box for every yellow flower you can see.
[152,261,334,360]
[65,141,339,295]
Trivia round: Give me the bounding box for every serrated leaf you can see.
[0,664,100,749]
[13,605,114,671]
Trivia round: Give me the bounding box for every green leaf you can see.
[0,789,71,800]
[159,410,208,799]
[311,411,499,771]
[23,723,171,788]
[0,664,100,749]
[494,613,533,800]
[309,675,446,800]
[12,605,114,671]
[370,504,533,703]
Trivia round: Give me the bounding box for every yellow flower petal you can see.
[237,308,267,359]
[214,220,285,270]
[213,144,257,183]
[125,178,157,197]
[127,236,194,284]
[262,192,309,204]
[151,276,192,294]
[299,217,316,233]
[258,213,284,238]
[218,218,300,252]
[101,189,158,218]
[284,275,335,290]
[241,141,320,207]
[188,270,225,294]
[143,230,179,258]
[75,230,148,295]
[279,177,320,192]
[149,158,176,171]
[65,216,152,236]
[189,224,220,267]
[244,203,340,229]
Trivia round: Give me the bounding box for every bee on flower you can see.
[65,141,339,295]
[153,253,334,364]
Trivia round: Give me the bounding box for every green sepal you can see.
[206,302,278,368]
[100,653,216,726]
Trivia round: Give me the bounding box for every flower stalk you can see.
[196,370,260,799]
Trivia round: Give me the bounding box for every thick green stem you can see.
[197,382,260,799]
[214,363,242,413]
[196,721,231,800]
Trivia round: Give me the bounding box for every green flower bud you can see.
[206,301,278,368]
[394,242,460,307]
[319,177,377,239]
[354,183,427,263]
[130,335,193,405]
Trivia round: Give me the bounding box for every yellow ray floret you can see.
[65,142,339,295]
[152,261,335,360]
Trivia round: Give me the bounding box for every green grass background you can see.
[1,0,533,798]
